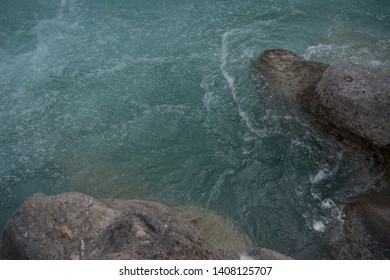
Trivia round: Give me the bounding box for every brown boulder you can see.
[256,48,329,99]
[0,192,291,260]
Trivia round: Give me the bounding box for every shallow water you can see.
[1,0,389,259]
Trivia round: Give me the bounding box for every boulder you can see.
[256,49,390,164]
[256,49,329,99]
[0,192,291,260]
[256,49,390,259]
[176,205,255,251]
[334,190,390,259]
[304,63,390,163]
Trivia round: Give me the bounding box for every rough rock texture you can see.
[0,192,291,260]
[256,49,329,99]
[336,190,390,259]
[256,49,390,164]
[176,206,255,251]
[256,49,390,260]
[301,63,390,163]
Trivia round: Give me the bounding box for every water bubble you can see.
[311,190,321,201]
[321,198,335,209]
[295,185,304,196]
[312,220,326,233]
[309,169,327,184]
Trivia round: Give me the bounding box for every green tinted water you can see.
[1,0,389,259]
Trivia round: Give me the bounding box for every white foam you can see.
[309,169,327,184]
[303,44,338,60]
[205,169,234,210]
[311,190,321,201]
[331,207,345,223]
[321,198,335,209]
[368,60,383,67]
[376,14,386,21]
[239,253,253,260]
[80,239,85,259]
[304,38,390,68]
[294,185,304,196]
[220,29,265,138]
[312,220,326,233]
[201,75,216,109]
[202,91,214,108]
[94,61,127,76]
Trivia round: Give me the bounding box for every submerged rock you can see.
[0,192,291,260]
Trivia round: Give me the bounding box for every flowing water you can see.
[0,0,389,259]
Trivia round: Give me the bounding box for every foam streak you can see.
[220,30,265,138]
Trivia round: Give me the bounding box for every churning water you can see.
[1,0,389,259]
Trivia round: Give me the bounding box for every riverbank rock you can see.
[176,206,255,251]
[256,49,329,99]
[0,192,291,260]
[302,63,390,164]
[256,49,390,259]
[256,49,390,164]
[334,190,390,259]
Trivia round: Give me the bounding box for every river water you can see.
[1,0,389,259]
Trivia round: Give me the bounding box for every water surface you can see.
[1,0,389,259]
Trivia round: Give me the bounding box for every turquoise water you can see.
[0,0,389,259]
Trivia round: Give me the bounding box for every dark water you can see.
[1,0,389,259]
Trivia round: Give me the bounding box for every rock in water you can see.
[176,206,254,251]
[336,190,390,259]
[308,63,390,163]
[257,49,390,259]
[0,192,291,260]
[256,49,329,99]
[256,49,390,164]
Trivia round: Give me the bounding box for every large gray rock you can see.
[302,63,390,163]
[256,49,390,164]
[333,190,390,259]
[0,192,291,260]
[256,49,390,259]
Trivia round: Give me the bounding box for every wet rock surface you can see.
[257,49,390,165]
[333,190,390,259]
[306,63,390,164]
[256,48,390,259]
[256,48,329,99]
[0,192,291,260]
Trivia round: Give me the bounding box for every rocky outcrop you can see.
[0,192,291,260]
[301,63,390,163]
[256,49,329,99]
[333,190,390,259]
[176,206,255,251]
[256,49,390,259]
[256,49,390,164]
